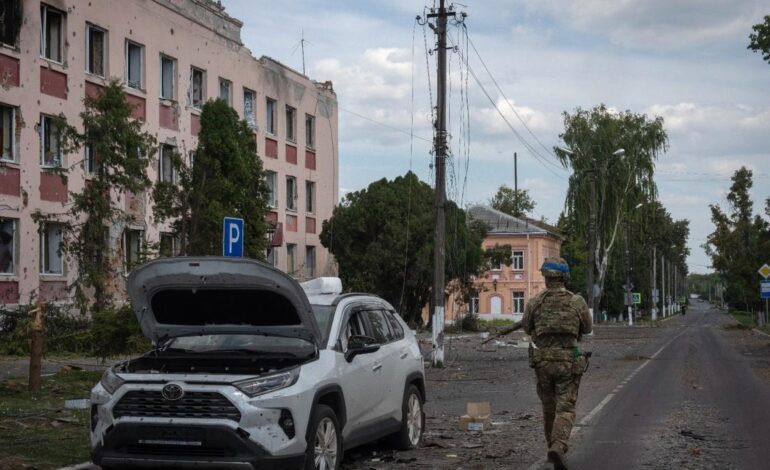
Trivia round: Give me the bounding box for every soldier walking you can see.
[522,257,592,470]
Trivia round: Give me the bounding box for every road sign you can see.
[759,264,770,279]
[761,280,770,299]
[222,217,244,257]
[632,292,641,304]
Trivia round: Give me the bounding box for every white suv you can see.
[90,257,425,469]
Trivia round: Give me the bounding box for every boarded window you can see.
[86,24,105,76]
[41,4,63,62]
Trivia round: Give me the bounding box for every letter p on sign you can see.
[223,217,244,257]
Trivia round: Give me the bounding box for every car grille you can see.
[113,390,241,422]
[125,444,232,457]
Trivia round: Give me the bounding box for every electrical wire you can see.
[337,106,431,143]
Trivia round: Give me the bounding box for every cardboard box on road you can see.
[458,401,491,432]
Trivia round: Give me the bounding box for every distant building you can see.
[0,0,338,305]
[434,205,562,325]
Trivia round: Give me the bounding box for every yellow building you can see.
[446,205,563,324]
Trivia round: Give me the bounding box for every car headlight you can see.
[234,368,300,397]
[100,368,125,394]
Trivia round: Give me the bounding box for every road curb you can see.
[57,462,92,470]
[752,328,770,338]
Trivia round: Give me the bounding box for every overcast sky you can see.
[225,0,770,275]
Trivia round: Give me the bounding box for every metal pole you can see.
[514,152,518,194]
[625,219,633,326]
[431,0,448,366]
[587,163,597,323]
[662,255,666,317]
[652,245,657,321]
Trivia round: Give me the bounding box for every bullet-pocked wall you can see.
[0,0,339,305]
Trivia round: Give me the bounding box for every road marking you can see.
[527,328,688,470]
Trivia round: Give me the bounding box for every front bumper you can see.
[92,423,305,469]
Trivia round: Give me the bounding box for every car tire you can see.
[305,404,342,470]
[391,384,424,450]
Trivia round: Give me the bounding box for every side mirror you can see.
[344,335,380,362]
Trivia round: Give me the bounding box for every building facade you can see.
[438,205,563,324]
[0,0,338,305]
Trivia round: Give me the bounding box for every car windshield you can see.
[166,334,315,356]
[311,305,335,342]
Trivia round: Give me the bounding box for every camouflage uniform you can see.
[522,257,592,469]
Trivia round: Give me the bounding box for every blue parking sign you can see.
[223,217,244,257]
[761,280,770,299]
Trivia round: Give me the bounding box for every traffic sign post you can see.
[631,292,641,305]
[759,264,770,327]
[223,217,244,257]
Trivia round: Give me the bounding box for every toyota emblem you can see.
[161,383,184,401]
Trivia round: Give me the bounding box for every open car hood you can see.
[127,257,321,345]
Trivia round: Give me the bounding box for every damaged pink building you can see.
[0,0,339,305]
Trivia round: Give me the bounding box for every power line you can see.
[338,106,432,143]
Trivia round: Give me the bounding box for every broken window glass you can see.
[1,104,15,162]
[243,88,256,128]
[0,218,15,274]
[125,40,143,89]
[41,4,63,62]
[0,0,22,47]
[305,114,315,149]
[86,24,105,76]
[40,223,63,275]
[266,97,276,134]
[160,56,175,100]
[190,67,205,108]
[40,114,61,167]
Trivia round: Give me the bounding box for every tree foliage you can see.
[554,104,668,308]
[320,172,486,324]
[153,100,270,258]
[489,185,535,217]
[57,80,156,311]
[705,167,770,311]
[748,15,770,64]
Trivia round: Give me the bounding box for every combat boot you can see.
[547,443,568,470]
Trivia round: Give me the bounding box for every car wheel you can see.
[392,384,424,450]
[305,404,342,470]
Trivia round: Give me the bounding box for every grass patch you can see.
[0,370,101,469]
[731,311,755,328]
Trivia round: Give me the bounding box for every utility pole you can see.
[587,162,597,322]
[514,152,518,194]
[427,0,451,366]
[662,255,666,317]
[624,219,633,326]
[651,245,657,321]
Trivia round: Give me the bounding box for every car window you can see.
[364,309,392,344]
[340,311,367,351]
[311,304,335,344]
[385,310,404,340]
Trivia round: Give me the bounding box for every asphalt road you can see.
[566,302,770,469]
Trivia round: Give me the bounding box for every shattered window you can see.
[286,106,296,142]
[160,55,175,100]
[265,170,277,207]
[40,222,63,275]
[218,77,232,105]
[243,88,256,128]
[286,175,297,211]
[86,24,105,76]
[305,245,315,278]
[84,142,99,176]
[125,40,144,89]
[286,243,296,274]
[40,114,62,167]
[1,0,22,47]
[159,144,175,183]
[305,180,315,213]
[1,104,16,162]
[123,229,144,272]
[40,4,63,62]
[190,67,205,108]
[0,218,16,274]
[266,97,276,134]
[305,114,315,149]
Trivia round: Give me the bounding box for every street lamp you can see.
[557,146,625,323]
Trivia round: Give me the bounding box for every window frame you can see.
[305,180,315,214]
[305,114,315,149]
[40,4,64,63]
[286,243,296,274]
[0,217,17,275]
[123,228,144,273]
[305,245,315,278]
[39,222,64,275]
[285,105,296,142]
[84,142,99,176]
[124,39,144,90]
[243,88,256,129]
[265,170,277,208]
[189,66,206,109]
[286,175,297,211]
[265,97,276,135]
[85,23,106,77]
[0,0,21,47]
[1,104,17,163]
[160,54,176,101]
[218,77,232,105]
[159,232,178,257]
[40,114,62,168]
[512,250,524,270]
[159,144,176,183]
[512,291,525,314]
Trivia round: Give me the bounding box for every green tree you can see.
[57,80,156,311]
[748,15,770,64]
[705,167,770,311]
[153,100,270,258]
[489,185,535,217]
[320,172,486,324]
[554,104,668,310]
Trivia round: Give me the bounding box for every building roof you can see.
[468,205,561,239]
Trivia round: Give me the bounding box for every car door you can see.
[361,308,401,420]
[337,307,387,435]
